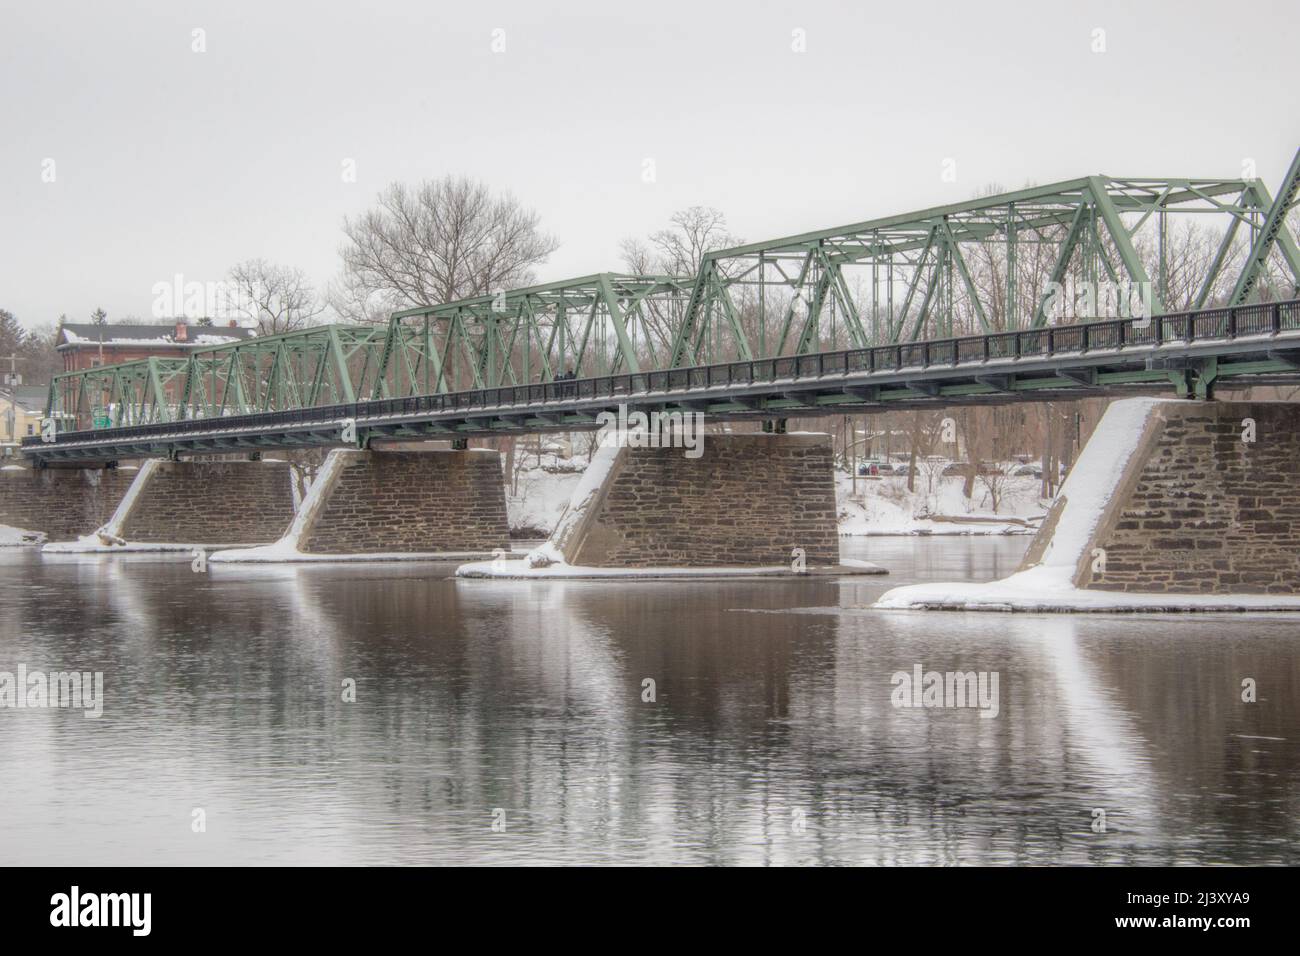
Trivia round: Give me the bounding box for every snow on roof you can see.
[57,323,254,348]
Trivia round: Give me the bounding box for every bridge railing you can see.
[23,298,1300,450]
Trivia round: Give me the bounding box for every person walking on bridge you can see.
[555,367,577,398]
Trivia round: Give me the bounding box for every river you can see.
[0,537,1296,865]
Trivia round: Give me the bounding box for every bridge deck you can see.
[23,300,1300,464]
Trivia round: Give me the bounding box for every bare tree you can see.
[337,176,559,314]
[328,267,392,325]
[901,411,948,496]
[227,259,325,336]
[972,407,1017,513]
[620,205,740,278]
[618,206,742,364]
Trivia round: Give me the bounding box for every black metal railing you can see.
[24,298,1300,450]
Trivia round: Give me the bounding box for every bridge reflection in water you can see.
[4,537,1297,865]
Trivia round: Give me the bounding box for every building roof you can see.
[13,386,47,411]
[1,385,48,413]
[56,323,255,349]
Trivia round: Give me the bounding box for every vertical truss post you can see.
[1088,176,1166,316]
[327,326,357,404]
[1230,149,1300,305]
[1032,203,1091,327]
[596,273,641,374]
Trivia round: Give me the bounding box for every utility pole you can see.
[1,353,23,386]
[1,353,25,443]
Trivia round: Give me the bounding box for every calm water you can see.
[0,537,1296,866]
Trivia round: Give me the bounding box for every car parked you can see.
[942,461,1003,477]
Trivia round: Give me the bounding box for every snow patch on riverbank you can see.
[456,558,887,579]
[0,523,45,547]
[872,564,1300,612]
[835,471,1049,536]
[42,541,193,554]
[504,454,586,536]
[503,451,1055,538]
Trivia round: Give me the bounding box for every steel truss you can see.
[51,325,391,430]
[378,273,693,393]
[52,357,191,428]
[43,151,1300,432]
[26,299,1300,464]
[668,169,1300,367]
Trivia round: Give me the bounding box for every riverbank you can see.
[504,452,1051,539]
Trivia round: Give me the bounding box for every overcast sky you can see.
[2,0,1296,330]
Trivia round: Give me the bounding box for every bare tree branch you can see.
[227,259,325,335]
[337,176,560,314]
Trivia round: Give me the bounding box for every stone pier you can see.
[212,447,511,560]
[0,466,137,542]
[123,460,297,547]
[41,459,298,550]
[537,432,841,569]
[877,398,1300,611]
[1075,401,1300,595]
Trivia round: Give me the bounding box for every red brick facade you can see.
[57,322,253,373]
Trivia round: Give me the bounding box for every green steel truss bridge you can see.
[23,149,1300,465]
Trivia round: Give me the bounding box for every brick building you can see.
[56,320,253,373]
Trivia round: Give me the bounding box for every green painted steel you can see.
[25,298,1300,463]
[667,172,1292,367]
[45,276,694,430]
[43,150,1300,432]
[1229,151,1300,305]
[380,273,693,394]
[49,325,391,431]
[49,356,191,429]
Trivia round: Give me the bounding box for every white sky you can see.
[2,0,1297,329]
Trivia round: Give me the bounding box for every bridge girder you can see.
[49,356,191,430]
[48,325,391,431]
[29,298,1300,465]
[667,169,1300,367]
[40,150,1300,435]
[379,272,693,394]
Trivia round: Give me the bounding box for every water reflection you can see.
[0,539,1295,865]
